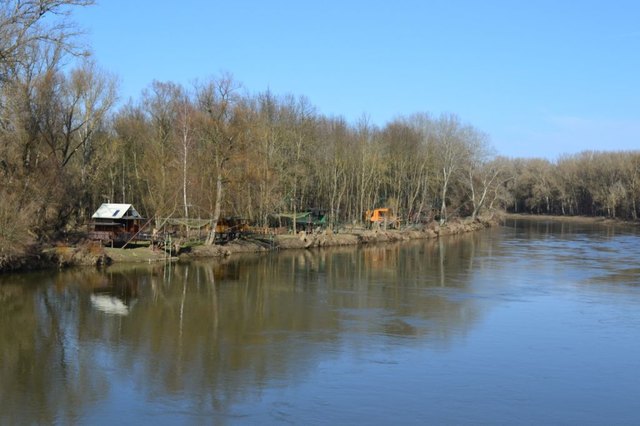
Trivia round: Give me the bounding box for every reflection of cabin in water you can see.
[90,271,139,316]
[89,203,145,244]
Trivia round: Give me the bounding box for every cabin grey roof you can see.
[92,203,143,220]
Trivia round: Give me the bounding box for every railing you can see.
[88,231,113,242]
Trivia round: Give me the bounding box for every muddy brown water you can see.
[2,218,640,424]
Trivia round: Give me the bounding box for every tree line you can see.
[1,1,638,263]
[504,151,640,220]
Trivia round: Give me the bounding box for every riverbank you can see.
[131,214,502,262]
[503,212,640,226]
[0,214,502,273]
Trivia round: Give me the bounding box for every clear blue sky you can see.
[73,0,640,159]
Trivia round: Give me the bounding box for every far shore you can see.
[503,212,639,226]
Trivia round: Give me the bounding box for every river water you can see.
[2,218,640,425]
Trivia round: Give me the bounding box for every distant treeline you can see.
[1,2,638,263]
[505,152,640,219]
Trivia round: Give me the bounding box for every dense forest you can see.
[1,1,639,264]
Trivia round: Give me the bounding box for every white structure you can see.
[92,203,143,220]
[90,203,145,244]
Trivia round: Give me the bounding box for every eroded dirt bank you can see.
[186,214,500,259]
[1,215,502,273]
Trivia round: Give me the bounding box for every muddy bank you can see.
[282,214,500,249]
[0,241,111,273]
[186,214,501,258]
[0,215,502,273]
[0,249,51,274]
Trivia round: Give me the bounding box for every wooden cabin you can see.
[89,203,145,244]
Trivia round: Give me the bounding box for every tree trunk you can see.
[182,128,190,237]
[206,172,223,245]
[183,134,189,219]
[440,167,449,224]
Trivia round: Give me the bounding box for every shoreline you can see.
[8,211,638,274]
[174,214,502,261]
[0,214,502,273]
[503,212,640,226]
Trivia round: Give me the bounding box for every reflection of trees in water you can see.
[314,233,493,340]
[504,217,638,241]
[504,218,640,288]
[0,232,493,422]
[90,259,345,416]
[0,270,110,425]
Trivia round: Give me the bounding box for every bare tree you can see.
[431,114,473,223]
[175,89,194,220]
[467,156,507,219]
[0,0,94,81]
[195,75,245,245]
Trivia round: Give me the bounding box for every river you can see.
[1,218,640,425]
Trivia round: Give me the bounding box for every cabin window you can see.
[112,210,120,217]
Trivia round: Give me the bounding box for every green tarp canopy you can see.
[273,212,327,226]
